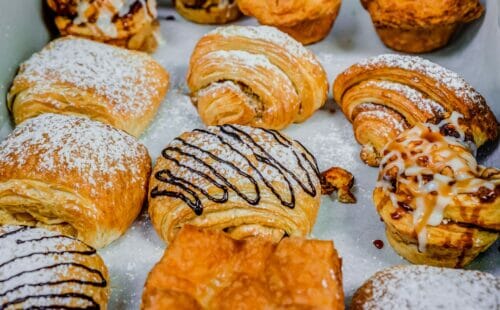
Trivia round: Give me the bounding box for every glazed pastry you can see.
[374,113,499,268]
[351,265,499,309]
[148,125,321,243]
[0,225,109,309]
[237,0,342,45]
[361,0,484,53]
[141,225,344,309]
[187,26,328,130]
[174,0,241,24]
[46,0,160,52]
[0,113,151,249]
[333,54,498,166]
[7,37,169,138]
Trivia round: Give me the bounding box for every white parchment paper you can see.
[0,1,498,308]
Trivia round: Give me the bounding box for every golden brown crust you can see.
[361,0,484,52]
[47,0,160,52]
[0,114,151,248]
[174,0,241,24]
[321,167,356,203]
[373,117,499,268]
[187,26,328,130]
[7,37,169,138]
[333,54,498,166]
[141,225,344,309]
[148,125,321,244]
[0,225,110,309]
[237,0,341,44]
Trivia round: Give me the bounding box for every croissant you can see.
[141,225,344,309]
[148,125,322,243]
[0,225,109,309]
[46,0,160,52]
[361,0,484,53]
[174,0,241,24]
[187,25,328,130]
[374,113,499,268]
[351,265,499,309]
[237,0,342,45]
[7,37,169,138]
[333,54,498,166]
[0,114,151,248]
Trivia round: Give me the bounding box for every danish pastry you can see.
[0,225,109,309]
[141,225,344,309]
[47,0,160,52]
[148,125,322,243]
[333,54,497,166]
[361,0,484,53]
[7,37,169,137]
[237,0,342,45]
[174,0,241,24]
[374,113,499,267]
[187,26,328,130]
[352,265,499,309]
[0,113,151,249]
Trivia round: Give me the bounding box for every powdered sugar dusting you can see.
[364,266,499,309]
[364,80,444,115]
[357,103,406,132]
[0,225,107,309]
[14,37,162,115]
[355,54,484,106]
[0,113,147,193]
[211,25,321,66]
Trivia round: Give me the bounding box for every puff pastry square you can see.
[7,37,169,137]
[0,113,151,248]
[47,0,160,52]
[141,225,344,309]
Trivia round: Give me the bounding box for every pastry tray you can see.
[0,1,499,308]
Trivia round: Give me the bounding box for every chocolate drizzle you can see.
[151,125,320,215]
[0,227,107,309]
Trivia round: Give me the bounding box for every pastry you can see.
[351,265,499,309]
[0,113,151,249]
[187,25,328,130]
[237,0,342,45]
[141,225,344,309]
[374,113,499,268]
[46,0,160,52]
[174,0,241,24]
[321,167,356,203]
[361,0,484,53]
[0,225,109,309]
[148,124,322,243]
[7,37,169,138]
[333,54,498,166]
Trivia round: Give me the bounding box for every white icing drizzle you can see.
[376,112,495,251]
[0,113,148,194]
[15,37,162,115]
[364,266,500,310]
[0,225,107,309]
[210,25,321,67]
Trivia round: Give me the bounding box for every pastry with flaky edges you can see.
[174,0,241,24]
[351,265,499,310]
[0,225,110,309]
[148,125,321,244]
[0,114,151,249]
[237,0,342,45]
[7,37,169,138]
[141,225,344,310]
[187,25,328,130]
[361,0,484,53]
[333,54,497,167]
[374,113,499,268]
[47,0,160,52]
